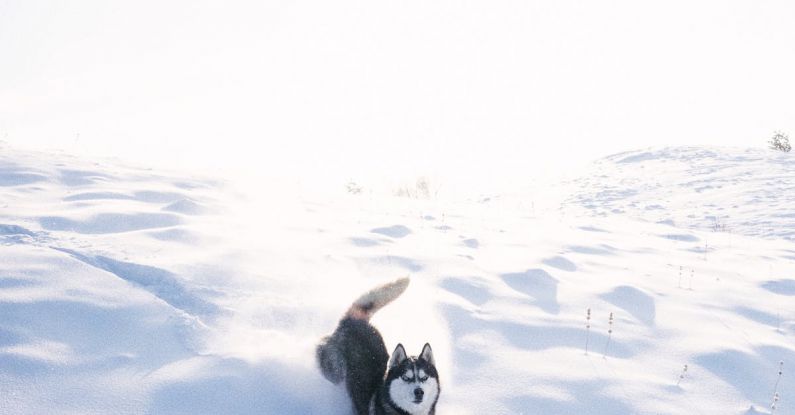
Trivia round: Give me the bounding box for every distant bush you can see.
[346,181,363,195]
[769,131,792,152]
[395,176,436,199]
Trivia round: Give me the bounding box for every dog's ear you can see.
[389,343,408,369]
[419,343,435,366]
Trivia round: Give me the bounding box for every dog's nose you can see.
[414,388,424,399]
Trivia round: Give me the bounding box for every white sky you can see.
[1,1,794,191]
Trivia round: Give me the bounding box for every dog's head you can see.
[384,343,440,415]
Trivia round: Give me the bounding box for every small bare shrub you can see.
[769,131,792,152]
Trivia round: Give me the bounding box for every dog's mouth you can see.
[413,398,423,404]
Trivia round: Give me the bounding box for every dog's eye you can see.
[419,375,429,382]
[401,375,414,382]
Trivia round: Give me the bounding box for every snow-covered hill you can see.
[563,146,795,241]
[1,145,793,414]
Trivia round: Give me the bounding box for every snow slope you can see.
[563,146,795,240]
[1,145,794,414]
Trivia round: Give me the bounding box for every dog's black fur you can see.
[318,317,390,414]
[316,278,410,415]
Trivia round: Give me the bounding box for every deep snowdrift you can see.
[0,145,793,414]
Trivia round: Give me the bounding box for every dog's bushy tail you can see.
[317,277,410,384]
[346,277,410,321]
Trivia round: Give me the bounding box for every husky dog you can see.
[316,278,440,415]
[369,343,440,415]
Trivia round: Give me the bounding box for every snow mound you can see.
[565,146,795,240]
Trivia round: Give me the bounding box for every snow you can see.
[564,146,795,240]
[1,144,794,414]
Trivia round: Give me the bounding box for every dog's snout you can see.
[414,388,424,398]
